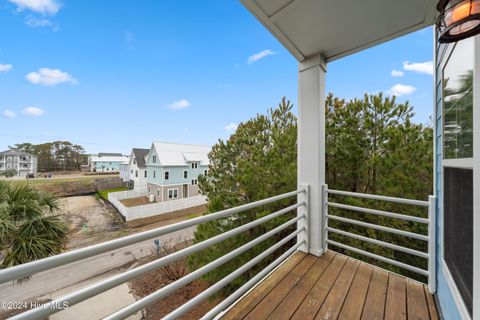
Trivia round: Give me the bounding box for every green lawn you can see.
[98,187,129,200]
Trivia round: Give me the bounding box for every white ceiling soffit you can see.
[241,0,438,62]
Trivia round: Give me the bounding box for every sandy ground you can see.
[59,195,124,249]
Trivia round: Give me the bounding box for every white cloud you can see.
[8,0,60,15]
[22,106,45,116]
[387,84,417,97]
[391,70,404,78]
[26,68,78,86]
[0,64,13,73]
[3,110,16,118]
[25,15,58,30]
[247,49,276,64]
[165,99,190,111]
[223,122,238,131]
[403,61,434,75]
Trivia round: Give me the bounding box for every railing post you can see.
[298,184,309,253]
[322,184,328,251]
[428,195,436,293]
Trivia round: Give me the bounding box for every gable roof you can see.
[151,142,211,166]
[0,149,34,156]
[132,148,149,168]
[98,152,123,157]
[90,155,129,163]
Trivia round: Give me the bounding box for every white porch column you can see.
[297,54,327,256]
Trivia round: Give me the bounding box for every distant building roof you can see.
[0,149,35,156]
[90,155,129,163]
[151,142,211,166]
[132,148,149,168]
[98,152,123,157]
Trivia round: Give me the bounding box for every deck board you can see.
[221,251,439,320]
[384,273,407,320]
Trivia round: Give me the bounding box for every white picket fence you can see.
[108,190,208,221]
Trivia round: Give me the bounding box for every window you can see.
[184,170,188,179]
[443,38,474,159]
[148,186,150,193]
[157,189,160,196]
[152,155,156,163]
[204,169,208,175]
[191,162,198,169]
[153,170,156,178]
[164,171,169,180]
[135,170,138,178]
[133,159,136,165]
[144,171,147,178]
[191,179,198,186]
[168,189,178,199]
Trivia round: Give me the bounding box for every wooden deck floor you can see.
[222,251,439,320]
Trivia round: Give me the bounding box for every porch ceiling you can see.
[241,0,438,62]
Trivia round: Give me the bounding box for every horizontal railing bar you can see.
[0,189,303,284]
[104,217,304,320]
[200,244,302,320]
[164,239,305,319]
[10,202,304,320]
[327,189,429,207]
[327,202,429,224]
[327,214,429,241]
[326,240,429,276]
[327,227,429,259]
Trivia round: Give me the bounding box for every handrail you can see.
[326,240,429,276]
[324,184,436,293]
[200,243,302,320]
[327,227,429,259]
[327,214,429,241]
[9,202,304,320]
[5,188,306,320]
[327,201,429,224]
[0,189,303,284]
[105,218,305,320]
[327,189,429,207]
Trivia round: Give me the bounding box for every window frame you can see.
[164,170,170,180]
[184,170,188,179]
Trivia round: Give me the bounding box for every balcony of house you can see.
[0,186,439,320]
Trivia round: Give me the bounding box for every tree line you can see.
[189,92,433,296]
[11,141,88,172]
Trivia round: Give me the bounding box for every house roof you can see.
[90,155,129,163]
[241,0,437,62]
[0,149,34,156]
[132,148,149,168]
[151,142,211,166]
[98,152,124,157]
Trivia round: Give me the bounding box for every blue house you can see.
[145,142,210,202]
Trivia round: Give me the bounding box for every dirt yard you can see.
[59,196,206,249]
[59,195,124,249]
[120,196,151,207]
[129,256,219,319]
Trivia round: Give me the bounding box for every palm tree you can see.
[0,180,67,274]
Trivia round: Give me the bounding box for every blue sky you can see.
[0,0,434,154]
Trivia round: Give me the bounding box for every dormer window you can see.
[152,155,156,163]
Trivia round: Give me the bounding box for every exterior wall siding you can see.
[434,33,474,320]
[94,161,122,172]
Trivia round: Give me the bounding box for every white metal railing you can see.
[0,188,307,320]
[323,184,436,293]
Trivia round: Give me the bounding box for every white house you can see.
[121,148,149,192]
[89,153,129,173]
[0,149,37,178]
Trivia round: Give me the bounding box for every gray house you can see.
[0,149,37,178]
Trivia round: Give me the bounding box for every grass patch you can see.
[98,187,128,200]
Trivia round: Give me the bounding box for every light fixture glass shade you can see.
[437,0,480,43]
